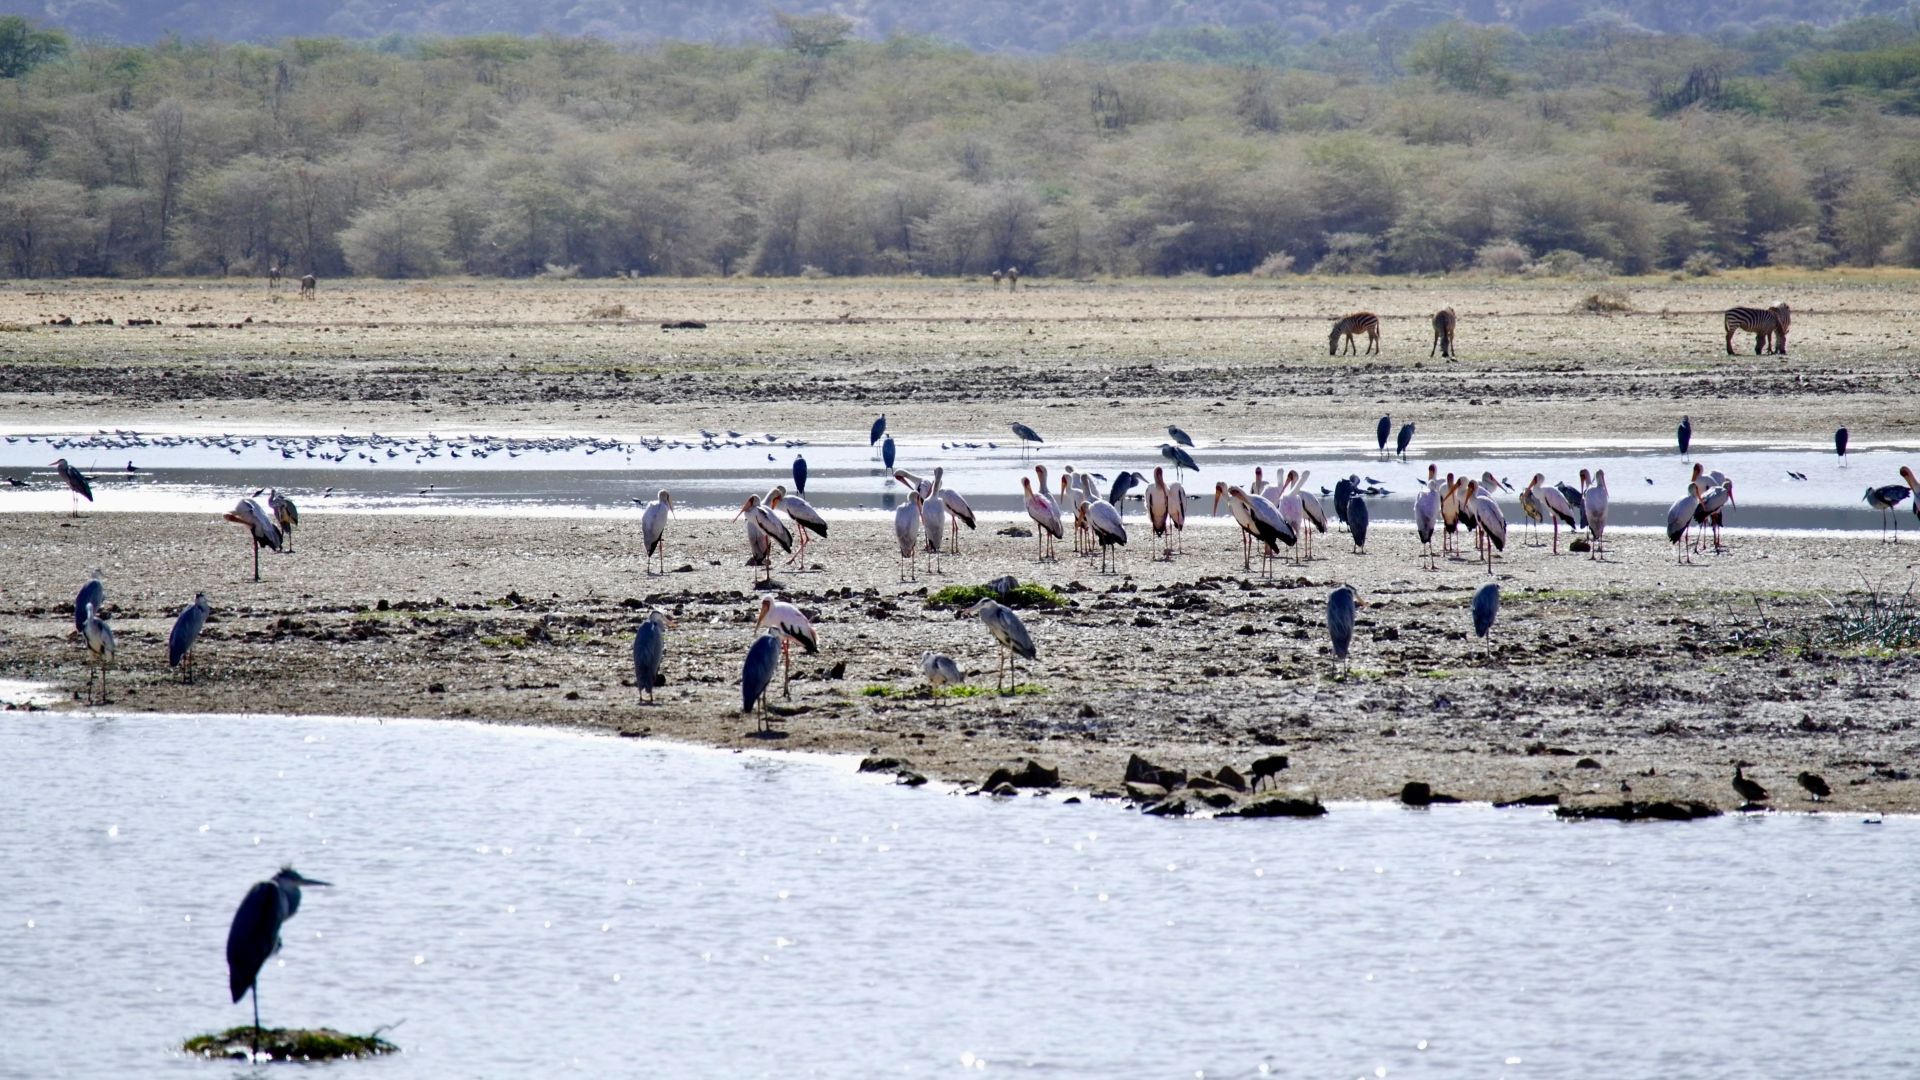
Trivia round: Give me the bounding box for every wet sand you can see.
[4,276,1920,814]
[6,510,1917,812]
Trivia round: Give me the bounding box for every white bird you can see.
[922,650,965,691]
[767,485,828,570]
[1167,479,1188,554]
[894,492,923,581]
[223,498,283,582]
[1291,470,1328,559]
[963,598,1036,693]
[1469,481,1507,574]
[639,490,674,575]
[1583,469,1610,560]
[932,466,976,553]
[1083,497,1128,574]
[920,477,948,567]
[1147,467,1174,559]
[1534,475,1578,555]
[1021,476,1062,562]
[755,597,818,698]
[735,494,792,581]
[1212,481,1258,569]
[1667,482,1702,564]
[1057,468,1090,554]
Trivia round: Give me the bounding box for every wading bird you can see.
[1167,425,1194,448]
[1376,415,1391,457]
[882,435,897,471]
[82,604,114,704]
[1835,427,1849,467]
[74,571,104,638]
[932,467,976,553]
[1677,415,1693,461]
[767,486,828,571]
[1470,483,1507,573]
[1160,443,1198,478]
[1009,421,1045,456]
[1472,583,1500,656]
[169,593,211,682]
[226,867,331,1053]
[735,494,792,581]
[1395,423,1415,461]
[870,414,887,450]
[1797,771,1830,802]
[792,454,808,494]
[1021,477,1062,561]
[894,492,923,580]
[1231,484,1294,576]
[52,458,93,516]
[1167,476,1188,554]
[1327,586,1356,663]
[1866,482,1911,542]
[1213,482,1259,569]
[1083,497,1128,574]
[742,634,781,725]
[1414,485,1440,570]
[633,610,666,703]
[755,597,817,698]
[1583,470,1610,560]
[963,598,1036,693]
[1668,483,1703,562]
[224,498,283,582]
[1536,476,1578,555]
[1147,467,1175,560]
[639,491,674,575]
[922,651,965,691]
[266,490,299,554]
[1348,495,1370,553]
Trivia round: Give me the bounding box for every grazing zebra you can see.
[1430,307,1456,359]
[1723,302,1789,355]
[299,273,317,299]
[267,265,282,291]
[1329,312,1380,356]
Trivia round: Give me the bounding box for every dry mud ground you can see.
[4,275,1920,813]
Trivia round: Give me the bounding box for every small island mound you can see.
[183,1027,397,1062]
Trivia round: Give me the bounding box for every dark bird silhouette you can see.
[1472,582,1499,654]
[227,867,331,1050]
[1167,425,1194,448]
[1333,476,1355,526]
[1797,771,1830,802]
[168,592,211,681]
[1834,427,1849,466]
[792,454,808,494]
[1327,586,1356,661]
[1395,422,1415,460]
[881,435,896,471]
[742,633,780,726]
[74,571,104,635]
[51,458,93,515]
[869,414,886,446]
[1008,421,1045,456]
[1732,764,1769,806]
[1865,484,1911,542]
[1347,495,1370,552]
[1677,415,1693,460]
[633,610,667,703]
[1159,443,1199,476]
[1376,414,1391,456]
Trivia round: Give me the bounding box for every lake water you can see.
[3,429,1914,533]
[1,711,1913,1077]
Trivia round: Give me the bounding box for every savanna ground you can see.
[3,273,1919,813]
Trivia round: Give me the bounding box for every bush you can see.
[1527,249,1617,279]
[1764,227,1837,269]
[1312,232,1379,275]
[1474,239,1530,275]
[1249,252,1296,278]
[537,263,580,280]
[586,303,627,319]
[799,264,832,279]
[1681,251,1723,277]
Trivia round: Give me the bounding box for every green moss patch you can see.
[183,1027,398,1062]
[926,582,1067,610]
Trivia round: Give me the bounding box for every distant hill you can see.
[7,0,1908,49]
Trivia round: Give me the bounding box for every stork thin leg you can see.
[781,639,791,699]
[252,538,261,582]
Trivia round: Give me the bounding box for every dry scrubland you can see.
[4,275,1920,813]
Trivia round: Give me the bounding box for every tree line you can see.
[2,15,1919,281]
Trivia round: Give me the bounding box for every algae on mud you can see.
[182,1026,397,1061]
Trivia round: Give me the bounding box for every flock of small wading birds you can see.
[34,300,1915,723]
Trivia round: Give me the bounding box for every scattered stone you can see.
[996,525,1033,538]
[1555,800,1721,822]
[1221,794,1328,819]
[1211,765,1249,792]
[1123,753,1186,790]
[825,660,847,679]
[983,759,1059,790]
[1574,757,1602,770]
[858,756,912,774]
[1123,781,1169,804]
[1569,537,1592,553]
[659,319,707,329]
[986,781,1018,797]
[426,682,445,694]
[1400,781,1463,807]
[1493,793,1561,808]
[1077,703,1099,719]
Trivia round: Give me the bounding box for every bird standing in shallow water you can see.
[226,867,330,1055]
[742,634,781,727]
[51,458,93,516]
[1677,415,1693,461]
[1835,427,1849,467]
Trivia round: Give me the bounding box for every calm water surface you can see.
[0,712,1913,1078]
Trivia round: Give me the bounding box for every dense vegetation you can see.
[3,13,1920,281]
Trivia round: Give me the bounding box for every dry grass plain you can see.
[3,273,1919,814]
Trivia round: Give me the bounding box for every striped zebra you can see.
[1723,302,1789,355]
[1329,312,1380,356]
[1430,307,1456,359]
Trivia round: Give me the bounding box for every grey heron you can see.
[52,458,93,516]
[1167,425,1194,448]
[1375,415,1391,456]
[226,867,331,1052]
[1677,415,1692,460]
[922,651,965,691]
[1009,421,1044,456]
[870,414,887,448]
[742,633,781,725]
[632,610,666,703]
[1347,495,1370,553]
[83,603,114,704]
[755,597,817,697]
[169,592,211,682]
[639,491,674,575]
[1865,483,1911,542]
[1327,586,1356,662]
[1021,477,1062,561]
[266,490,299,553]
[1471,582,1499,656]
[1159,443,1198,478]
[792,454,808,493]
[1835,427,1849,466]
[894,493,922,580]
[1395,423,1414,460]
[224,498,283,582]
[1108,469,1146,509]
[74,571,104,637]
[882,435,897,471]
[962,598,1036,693]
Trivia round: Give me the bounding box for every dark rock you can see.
[1555,800,1722,822]
[1574,757,1602,770]
[426,682,446,694]
[659,319,707,329]
[986,782,1018,797]
[1400,781,1461,806]
[1123,781,1169,803]
[1142,794,1193,817]
[1124,753,1187,790]
[1493,793,1561,808]
[859,756,913,774]
[825,660,846,679]
[1212,765,1249,792]
[563,690,580,701]
[1077,703,1099,719]
[897,771,928,787]
[996,525,1034,537]
[1569,537,1592,553]
[1185,774,1225,791]
[985,758,1059,790]
[1221,795,1328,819]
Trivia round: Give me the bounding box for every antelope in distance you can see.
[1430,307,1456,359]
[299,273,317,299]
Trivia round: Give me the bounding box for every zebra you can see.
[267,265,282,291]
[1723,302,1789,355]
[1430,307,1456,359]
[1329,312,1380,356]
[1004,266,1021,289]
[990,269,1003,286]
[299,273,317,299]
